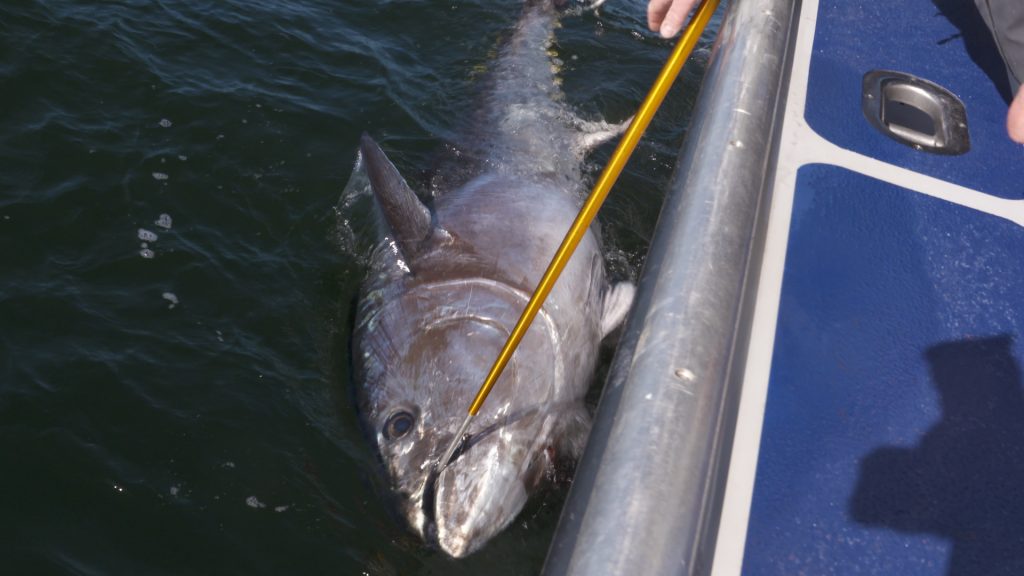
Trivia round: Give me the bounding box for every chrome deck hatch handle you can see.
[862,70,970,155]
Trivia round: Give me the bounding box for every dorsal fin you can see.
[360,133,432,261]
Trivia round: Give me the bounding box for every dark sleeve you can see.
[975,0,1024,92]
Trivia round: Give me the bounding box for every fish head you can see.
[355,283,579,557]
[428,402,561,558]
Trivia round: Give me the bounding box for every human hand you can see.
[1009,89,1024,144]
[648,0,699,38]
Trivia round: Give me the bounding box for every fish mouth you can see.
[419,406,542,556]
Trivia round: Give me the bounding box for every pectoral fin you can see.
[360,133,432,260]
[600,281,635,338]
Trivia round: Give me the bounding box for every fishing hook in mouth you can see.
[420,429,473,547]
[419,406,541,543]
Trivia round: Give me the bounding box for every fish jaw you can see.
[427,411,556,558]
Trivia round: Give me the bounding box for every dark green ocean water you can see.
[0,1,716,573]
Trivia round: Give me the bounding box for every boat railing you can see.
[543,0,799,573]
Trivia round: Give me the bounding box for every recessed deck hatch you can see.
[862,70,970,155]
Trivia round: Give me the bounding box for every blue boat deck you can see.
[729,1,1024,573]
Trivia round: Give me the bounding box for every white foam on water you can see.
[245,496,266,509]
[155,213,173,229]
[159,118,172,128]
[152,172,169,180]
[139,248,155,259]
[162,292,178,309]
[138,228,158,242]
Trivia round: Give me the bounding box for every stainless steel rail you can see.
[543,0,799,573]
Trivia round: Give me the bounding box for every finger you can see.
[1009,89,1024,144]
[647,0,675,32]
[659,0,698,38]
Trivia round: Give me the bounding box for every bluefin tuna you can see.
[352,0,634,558]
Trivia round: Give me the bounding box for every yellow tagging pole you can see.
[437,0,721,471]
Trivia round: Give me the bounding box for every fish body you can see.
[353,0,632,558]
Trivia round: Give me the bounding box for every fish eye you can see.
[384,410,415,440]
